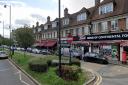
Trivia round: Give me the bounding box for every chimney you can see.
[47,16,50,22]
[36,21,39,27]
[64,8,68,17]
[95,0,100,6]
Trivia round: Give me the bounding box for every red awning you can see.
[45,40,57,47]
[72,41,89,45]
[120,41,128,46]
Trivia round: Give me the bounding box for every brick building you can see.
[33,0,128,62]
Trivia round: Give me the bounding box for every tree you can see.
[15,27,34,49]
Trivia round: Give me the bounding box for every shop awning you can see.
[120,41,128,46]
[45,40,57,47]
[39,42,46,47]
[72,41,89,46]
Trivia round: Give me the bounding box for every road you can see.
[0,59,36,85]
[81,62,128,85]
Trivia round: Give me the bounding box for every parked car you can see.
[0,51,8,59]
[41,49,51,55]
[83,52,108,64]
[27,48,32,53]
[62,49,82,60]
[32,48,41,54]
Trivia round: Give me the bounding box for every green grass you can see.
[12,52,87,85]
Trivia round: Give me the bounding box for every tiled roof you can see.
[91,0,128,21]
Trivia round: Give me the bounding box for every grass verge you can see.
[12,52,87,85]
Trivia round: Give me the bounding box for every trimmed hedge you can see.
[28,57,51,72]
[57,65,82,81]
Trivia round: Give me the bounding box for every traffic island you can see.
[10,52,90,85]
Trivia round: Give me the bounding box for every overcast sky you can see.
[0,0,95,38]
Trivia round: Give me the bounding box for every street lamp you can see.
[2,21,4,51]
[58,0,62,77]
[4,4,12,58]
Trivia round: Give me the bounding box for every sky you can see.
[0,0,96,38]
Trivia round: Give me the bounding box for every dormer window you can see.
[33,29,36,33]
[38,28,41,32]
[48,25,51,29]
[52,22,56,28]
[99,3,113,15]
[77,13,87,21]
[52,21,58,28]
[44,25,47,30]
[63,18,69,25]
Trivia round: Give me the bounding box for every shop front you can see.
[83,32,128,62]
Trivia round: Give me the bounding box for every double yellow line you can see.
[94,72,102,85]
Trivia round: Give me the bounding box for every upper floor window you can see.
[126,18,128,29]
[44,25,47,30]
[52,22,57,28]
[38,28,41,32]
[48,25,51,29]
[92,23,98,33]
[111,20,118,31]
[63,18,69,25]
[99,3,113,15]
[70,29,74,35]
[75,28,79,35]
[84,27,89,35]
[99,22,108,32]
[77,13,87,21]
[33,29,36,33]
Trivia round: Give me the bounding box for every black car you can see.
[41,49,51,55]
[83,52,108,64]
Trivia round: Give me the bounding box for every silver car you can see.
[0,51,8,59]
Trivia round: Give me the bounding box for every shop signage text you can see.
[85,32,128,40]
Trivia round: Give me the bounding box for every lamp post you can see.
[4,4,12,58]
[0,21,4,51]
[3,21,4,51]
[58,0,62,77]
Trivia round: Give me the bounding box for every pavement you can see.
[0,59,36,85]
[81,61,128,85]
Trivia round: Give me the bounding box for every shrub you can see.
[56,65,81,81]
[29,57,48,72]
[71,58,81,67]
[51,60,69,67]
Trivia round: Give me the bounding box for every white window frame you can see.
[92,23,98,33]
[126,18,128,29]
[63,18,69,25]
[101,22,108,32]
[99,3,113,15]
[33,29,36,33]
[44,25,47,30]
[84,27,89,34]
[38,28,41,32]
[77,13,87,21]
[111,20,118,31]
[52,22,57,28]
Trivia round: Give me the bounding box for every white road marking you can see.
[7,60,30,85]
[0,68,9,72]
